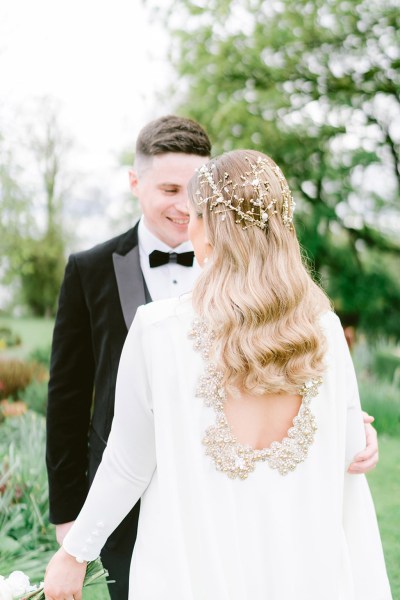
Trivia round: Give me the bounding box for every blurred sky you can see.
[0,0,172,246]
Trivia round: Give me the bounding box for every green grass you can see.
[84,584,111,599]
[359,377,400,437]
[0,316,54,359]
[368,435,400,597]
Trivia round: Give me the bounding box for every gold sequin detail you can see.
[189,318,321,479]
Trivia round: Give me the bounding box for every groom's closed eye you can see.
[159,185,180,195]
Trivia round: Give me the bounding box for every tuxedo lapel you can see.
[113,244,147,330]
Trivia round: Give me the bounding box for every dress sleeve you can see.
[62,306,156,562]
[329,315,392,598]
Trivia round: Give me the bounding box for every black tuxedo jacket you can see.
[46,223,150,524]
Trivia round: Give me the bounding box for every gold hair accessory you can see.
[195,156,295,230]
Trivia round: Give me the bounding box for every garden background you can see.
[1,0,399,597]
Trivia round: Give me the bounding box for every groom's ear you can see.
[129,170,139,196]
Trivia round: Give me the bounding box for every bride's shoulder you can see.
[135,294,193,330]
[319,310,349,353]
[319,309,342,331]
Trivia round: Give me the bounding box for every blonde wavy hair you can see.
[188,149,331,395]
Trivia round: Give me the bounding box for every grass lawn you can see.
[368,435,400,597]
[0,316,54,359]
[84,584,111,599]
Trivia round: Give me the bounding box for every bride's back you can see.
[224,388,303,451]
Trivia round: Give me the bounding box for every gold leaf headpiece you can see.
[195,156,295,231]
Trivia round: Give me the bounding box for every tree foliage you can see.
[0,141,33,264]
[160,0,400,337]
[0,99,72,316]
[15,232,66,317]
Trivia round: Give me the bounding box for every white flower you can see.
[0,578,13,600]
[6,571,31,596]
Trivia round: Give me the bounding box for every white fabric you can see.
[63,297,392,599]
[138,218,201,300]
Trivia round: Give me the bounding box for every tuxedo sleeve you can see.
[46,255,95,523]
[62,307,156,561]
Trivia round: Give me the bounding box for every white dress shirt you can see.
[138,218,201,301]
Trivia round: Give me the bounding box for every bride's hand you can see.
[44,546,86,600]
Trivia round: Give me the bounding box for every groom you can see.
[46,115,378,600]
[46,115,210,599]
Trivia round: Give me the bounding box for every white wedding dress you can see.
[63,296,392,599]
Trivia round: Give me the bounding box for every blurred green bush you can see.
[0,360,39,399]
[0,345,49,403]
[353,340,400,437]
[19,380,48,415]
[29,345,52,369]
[0,327,21,350]
[373,349,400,386]
[0,412,57,579]
[359,378,400,437]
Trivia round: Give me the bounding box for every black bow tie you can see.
[149,250,194,268]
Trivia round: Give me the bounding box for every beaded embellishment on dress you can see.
[189,318,321,479]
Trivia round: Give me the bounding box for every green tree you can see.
[159,0,400,337]
[0,99,72,316]
[0,140,32,266]
[14,233,65,317]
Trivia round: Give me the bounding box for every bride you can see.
[44,150,391,599]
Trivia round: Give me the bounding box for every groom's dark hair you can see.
[136,115,212,160]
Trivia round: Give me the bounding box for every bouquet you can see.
[0,559,109,599]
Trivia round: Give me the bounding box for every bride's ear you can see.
[204,240,213,262]
[204,219,213,254]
